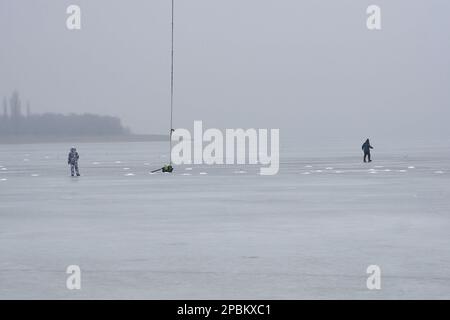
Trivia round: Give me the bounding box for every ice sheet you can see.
[0,141,449,299]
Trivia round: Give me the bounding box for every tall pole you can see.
[169,0,174,165]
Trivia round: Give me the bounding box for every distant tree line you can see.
[1,91,130,136]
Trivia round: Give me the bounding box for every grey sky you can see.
[1,0,449,140]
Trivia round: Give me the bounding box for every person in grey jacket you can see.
[68,147,80,176]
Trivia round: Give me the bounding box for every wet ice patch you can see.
[123,168,131,171]
[23,159,30,162]
[199,172,208,175]
[384,169,391,172]
[434,171,444,174]
[31,174,40,177]
[181,173,192,176]
[92,162,100,165]
[185,167,193,171]
[305,165,313,168]
[408,166,415,169]
[301,172,311,175]
[124,173,135,176]
[0,178,7,181]
[335,170,344,174]
[325,167,333,170]
[234,170,247,174]
[374,165,384,168]
[398,170,407,173]
[1,168,7,171]
[314,170,323,173]
[115,161,122,164]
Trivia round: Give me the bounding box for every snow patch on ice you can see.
[408,166,415,169]
[0,178,7,181]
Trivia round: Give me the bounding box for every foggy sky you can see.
[1,0,449,140]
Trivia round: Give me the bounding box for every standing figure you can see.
[362,139,374,163]
[68,147,80,176]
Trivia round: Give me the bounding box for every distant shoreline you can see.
[0,134,167,145]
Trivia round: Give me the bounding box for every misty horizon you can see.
[1,1,449,141]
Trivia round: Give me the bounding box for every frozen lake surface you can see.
[0,141,449,299]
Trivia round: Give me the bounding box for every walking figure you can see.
[362,139,374,163]
[68,147,80,176]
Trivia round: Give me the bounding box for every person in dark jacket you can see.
[68,147,80,176]
[362,139,374,163]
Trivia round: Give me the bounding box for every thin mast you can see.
[169,0,174,165]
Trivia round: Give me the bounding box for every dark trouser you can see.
[364,152,371,162]
[70,163,80,176]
